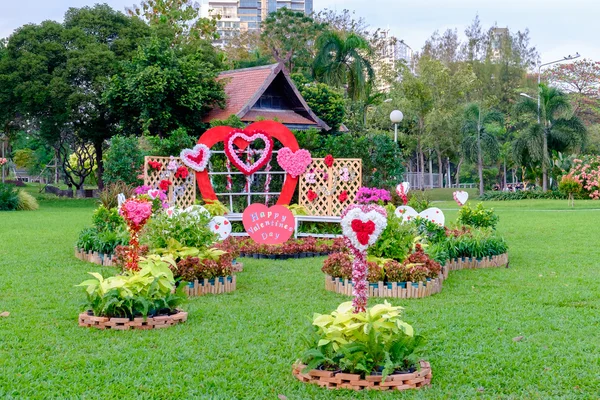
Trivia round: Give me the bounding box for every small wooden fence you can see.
[325,275,444,299]
[445,253,509,271]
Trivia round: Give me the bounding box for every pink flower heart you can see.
[276,147,312,178]
[225,131,274,175]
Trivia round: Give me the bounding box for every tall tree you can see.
[515,84,587,190]
[461,103,504,195]
[313,31,374,101]
[261,8,326,74]
[105,36,225,137]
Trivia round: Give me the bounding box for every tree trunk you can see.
[503,160,507,189]
[94,140,104,191]
[437,151,443,188]
[455,156,463,187]
[447,158,451,188]
[418,118,425,190]
[428,151,433,189]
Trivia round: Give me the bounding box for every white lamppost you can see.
[390,110,404,143]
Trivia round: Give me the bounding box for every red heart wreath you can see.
[224,130,274,175]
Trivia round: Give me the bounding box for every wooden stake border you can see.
[292,360,432,391]
[325,275,444,299]
[444,253,509,271]
[78,310,187,330]
[75,248,116,267]
[183,275,237,297]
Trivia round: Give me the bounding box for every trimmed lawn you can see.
[1,197,599,399]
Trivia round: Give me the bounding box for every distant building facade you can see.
[373,29,413,91]
[201,0,313,47]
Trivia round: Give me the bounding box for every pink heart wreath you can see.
[180,144,211,172]
[276,147,312,178]
[225,130,274,175]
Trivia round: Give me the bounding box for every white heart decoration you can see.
[165,207,176,218]
[180,144,211,172]
[453,191,469,206]
[418,207,445,227]
[209,216,232,241]
[396,182,410,196]
[341,206,388,252]
[395,206,418,223]
[184,205,210,219]
[148,189,161,199]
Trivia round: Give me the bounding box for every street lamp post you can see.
[521,52,580,191]
[390,110,404,143]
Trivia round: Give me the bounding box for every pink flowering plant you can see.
[565,156,600,199]
[119,198,153,271]
[355,187,392,205]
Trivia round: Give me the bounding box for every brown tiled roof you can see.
[205,64,278,122]
[242,110,317,125]
[203,63,329,130]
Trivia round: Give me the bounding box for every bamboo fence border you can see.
[78,310,187,330]
[325,275,444,299]
[183,276,237,297]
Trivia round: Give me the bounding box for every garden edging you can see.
[78,309,187,330]
[292,360,432,391]
[444,253,508,271]
[183,275,237,297]
[75,248,116,267]
[325,275,443,299]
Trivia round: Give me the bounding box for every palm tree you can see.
[312,31,375,101]
[516,84,586,191]
[461,103,504,196]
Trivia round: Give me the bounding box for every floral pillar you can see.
[119,198,153,271]
[340,204,388,313]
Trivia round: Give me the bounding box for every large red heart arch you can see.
[195,121,300,206]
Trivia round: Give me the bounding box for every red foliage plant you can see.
[321,252,353,279]
[402,244,442,278]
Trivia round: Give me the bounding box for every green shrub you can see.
[558,175,582,198]
[480,190,566,201]
[104,135,144,186]
[77,255,185,319]
[16,190,39,211]
[437,229,508,260]
[301,301,424,380]
[0,183,19,211]
[457,203,499,229]
[143,209,216,250]
[407,192,431,212]
[147,127,195,156]
[368,205,415,261]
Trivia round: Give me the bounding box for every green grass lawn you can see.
[1,197,599,399]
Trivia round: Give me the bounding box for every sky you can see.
[1,0,598,64]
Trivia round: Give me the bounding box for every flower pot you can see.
[253,254,259,259]
[268,255,276,259]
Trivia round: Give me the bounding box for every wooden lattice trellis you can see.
[299,158,362,216]
[144,156,196,209]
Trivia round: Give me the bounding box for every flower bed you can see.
[183,275,236,297]
[292,360,432,391]
[234,237,346,260]
[325,275,444,299]
[78,309,187,330]
[444,253,509,271]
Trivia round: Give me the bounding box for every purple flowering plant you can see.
[355,187,392,205]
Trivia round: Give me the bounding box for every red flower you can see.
[174,166,189,179]
[324,154,334,168]
[148,161,163,171]
[338,190,348,203]
[307,189,318,202]
[159,180,172,191]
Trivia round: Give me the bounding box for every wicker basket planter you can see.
[292,360,432,391]
[78,309,187,330]
[75,248,116,267]
[183,275,236,297]
[325,275,443,299]
[445,253,508,271]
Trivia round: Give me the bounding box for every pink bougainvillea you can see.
[566,156,600,199]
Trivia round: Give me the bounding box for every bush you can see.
[383,260,408,282]
[457,203,499,229]
[143,209,216,250]
[16,190,38,211]
[480,190,566,201]
[558,175,582,198]
[103,135,144,186]
[301,301,424,379]
[402,244,442,279]
[77,255,185,319]
[0,183,19,211]
[147,127,195,156]
[437,229,508,260]
[407,192,431,212]
[175,256,233,281]
[368,205,415,261]
[99,182,135,209]
[321,252,353,278]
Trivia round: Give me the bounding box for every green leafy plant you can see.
[407,192,431,212]
[103,135,145,186]
[99,182,135,209]
[77,255,185,319]
[284,203,310,216]
[203,199,230,217]
[301,301,424,380]
[0,183,19,211]
[457,202,499,229]
[143,209,216,250]
[368,204,416,261]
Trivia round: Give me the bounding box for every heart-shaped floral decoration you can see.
[277,147,312,178]
[341,204,388,252]
[225,130,274,175]
[180,144,211,172]
[453,190,469,206]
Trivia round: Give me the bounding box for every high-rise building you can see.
[372,29,413,91]
[201,0,313,47]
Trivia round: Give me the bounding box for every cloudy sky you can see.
[1,0,598,63]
